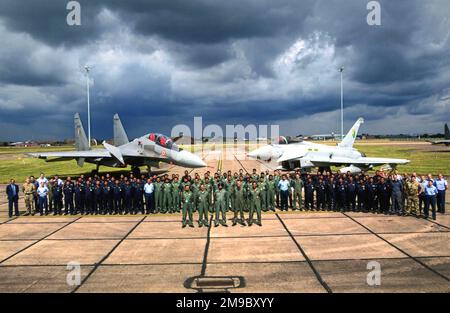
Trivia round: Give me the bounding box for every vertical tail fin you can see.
[338,117,364,148]
[445,123,449,140]
[113,113,129,146]
[74,113,90,151]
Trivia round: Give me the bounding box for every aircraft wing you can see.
[306,155,409,166]
[28,150,111,160]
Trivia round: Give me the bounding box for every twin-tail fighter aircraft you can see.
[28,113,206,175]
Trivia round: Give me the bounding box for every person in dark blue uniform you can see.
[101,182,112,215]
[93,181,103,215]
[53,182,63,215]
[326,175,336,211]
[304,178,314,210]
[316,178,326,210]
[356,179,367,211]
[74,181,85,214]
[368,177,378,213]
[113,180,122,215]
[84,181,95,215]
[377,177,390,213]
[133,178,144,214]
[63,181,74,215]
[346,177,356,211]
[123,180,133,214]
[335,178,347,211]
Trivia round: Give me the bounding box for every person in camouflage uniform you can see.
[22,177,36,215]
[405,177,422,216]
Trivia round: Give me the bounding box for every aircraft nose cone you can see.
[181,151,206,168]
[247,151,258,159]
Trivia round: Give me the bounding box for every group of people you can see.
[5,168,447,227]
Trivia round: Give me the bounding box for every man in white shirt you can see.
[144,178,155,214]
[435,174,448,213]
[36,173,48,187]
[37,182,49,216]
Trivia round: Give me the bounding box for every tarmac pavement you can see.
[0,150,449,293]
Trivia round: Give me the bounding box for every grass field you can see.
[0,142,448,183]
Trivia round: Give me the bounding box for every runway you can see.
[0,148,449,293]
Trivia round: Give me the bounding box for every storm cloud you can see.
[0,0,449,140]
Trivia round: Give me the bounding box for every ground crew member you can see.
[204,177,213,213]
[356,180,367,211]
[405,176,421,216]
[63,180,74,215]
[304,178,314,210]
[346,177,357,211]
[6,179,19,218]
[367,177,378,212]
[84,181,94,214]
[435,174,447,213]
[278,175,290,211]
[291,174,303,210]
[316,178,326,210]
[248,182,262,226]
[94,181,103,215]
[52,182,63,215]
[232,181,246,226]
[196,184,210,227]
[74,181,85,214]
[102,181,112,215]
[214,183,228,227]
[181,185,194,228]
[336,179,347,211]
[133,179,144,214]
[390,176,404,215]
[123,180,133,214]
[224,176,234,212]
[36,182,48,216]
[22,178,36,216]
[424,180,438,220]
[112,180,122,214]
[326,176,336,210]
[266,175,276,211]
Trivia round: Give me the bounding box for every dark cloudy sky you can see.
[0,0,449,141]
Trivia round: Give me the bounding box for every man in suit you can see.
[6,179,20,218]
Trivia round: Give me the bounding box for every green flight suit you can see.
[267,179,276,210]
[162,182,173,213]
[214,189,228,226]
[249,187,262,226]
[171,181,181,212]
[196,190,210,226]
[154,181,163,212]
[232,185,246,225]
[224,179,234,211]
[181,190,194,227]
[292,178,303,209]
[258,180,268,212]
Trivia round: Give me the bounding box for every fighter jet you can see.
[429,123,450,146]
[248,118,410,173]
[28,113,206,175]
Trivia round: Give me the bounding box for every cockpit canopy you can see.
[148,133,180,151]
[273,136,289,145]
